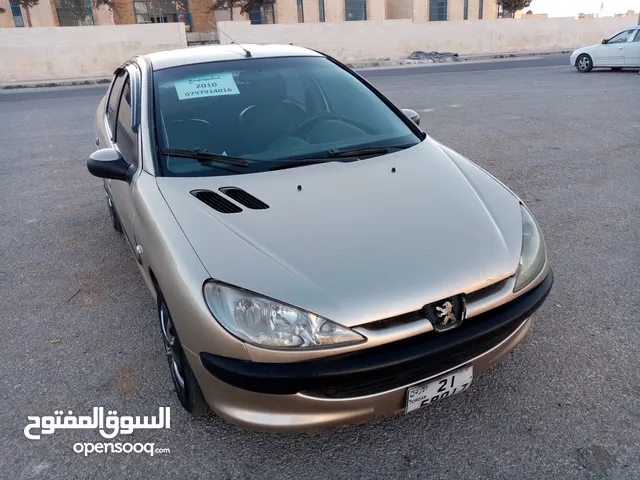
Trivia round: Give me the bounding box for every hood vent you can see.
[192,190,242,214]
[219,187,269,210]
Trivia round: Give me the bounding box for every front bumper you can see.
[189,271,553,431]
[570,54,577,66]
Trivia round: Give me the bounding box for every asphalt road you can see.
[1,60,639,479]
[359,53,570,77]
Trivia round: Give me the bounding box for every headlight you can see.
[203,281,366,349]
[514,204,547,292]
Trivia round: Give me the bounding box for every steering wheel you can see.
[165,119,217,157]
[292,112,341,138]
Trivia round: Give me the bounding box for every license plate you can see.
[405,366,473,413]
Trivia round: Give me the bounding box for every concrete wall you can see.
[218,15,637,61]
[112,0,136,25]
[93,4,115,26]
[0,0,14,28]
[367,0,386,20]
[386,0,412,20]
[20,0,58,27]
[0,23,187,82]
[189,0,217,32]
[303,0,320,22]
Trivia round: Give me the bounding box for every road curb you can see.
[0,77,112,90]
[353,50,571,71]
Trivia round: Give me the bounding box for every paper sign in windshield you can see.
[175,72,239,100]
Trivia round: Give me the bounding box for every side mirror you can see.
[602,39,608,44]
[87,148,131,181]
[402,108,420,126]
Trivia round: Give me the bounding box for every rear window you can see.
[152,56,419,177]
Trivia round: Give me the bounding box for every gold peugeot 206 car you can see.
[87,44,553,432]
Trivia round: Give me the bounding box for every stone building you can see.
[0,0,498,31]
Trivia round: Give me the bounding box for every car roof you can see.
[144,44,323,71]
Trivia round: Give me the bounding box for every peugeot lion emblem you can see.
[424,296,466,332]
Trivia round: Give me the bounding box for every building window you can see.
[429,0,447,21]
[345,0,365,21]
[319,0,325,21]
[463,0,468,19]
[9,0,25,27]
[133,0,193,31]
[248,4,275,24]
[478,0,483,19]
[297,0,304,22]
[497,5,512,18]
[54,0,94,26]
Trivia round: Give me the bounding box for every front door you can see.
[103,69,139,251]
[596,29,634,66]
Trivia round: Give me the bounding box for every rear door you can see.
[596,29,634,66]
[625,29,640,67]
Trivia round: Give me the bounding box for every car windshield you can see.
[152,56,421,176]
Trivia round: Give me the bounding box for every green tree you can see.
[58,0,90,24]
[210,0,274,21]
[495,0,532,17]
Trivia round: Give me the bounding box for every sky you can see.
[527,0,640,17]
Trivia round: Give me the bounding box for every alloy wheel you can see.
[159,303,186,392]
[578,56,591,72]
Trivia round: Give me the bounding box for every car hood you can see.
[156,138,523,327]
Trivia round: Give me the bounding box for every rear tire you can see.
[157,292,210,417]
[610,67,622,71]
[576,54,593,73]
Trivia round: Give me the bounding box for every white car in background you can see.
[570,26,640,72]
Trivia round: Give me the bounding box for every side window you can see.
[608,30,633,44]
[107,72,126,138]
[633,30,640,42]
[115,80,137,166]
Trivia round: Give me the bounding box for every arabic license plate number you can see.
[405,366,473,413]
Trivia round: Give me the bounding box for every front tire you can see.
[157,293,210,416]
[576,54,593,73]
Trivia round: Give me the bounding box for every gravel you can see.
[408,51,460,62]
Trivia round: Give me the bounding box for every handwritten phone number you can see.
[183,88,235,97]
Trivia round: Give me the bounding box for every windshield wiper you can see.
[327,143,416,159]
[267,144,417,170]
[158,148,250,167]
[268,159,334,171]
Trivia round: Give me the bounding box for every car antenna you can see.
[208,21,252,58]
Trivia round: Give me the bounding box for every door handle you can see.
[617,47,624,50]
